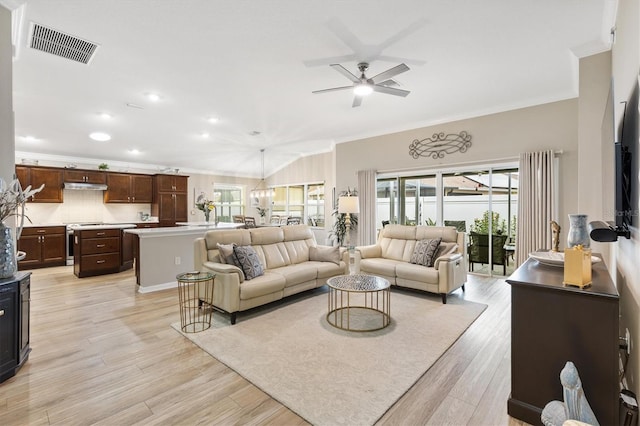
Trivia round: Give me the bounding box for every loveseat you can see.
[354,225,467,303]
[194,225,349,324]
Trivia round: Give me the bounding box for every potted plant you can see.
[329,189,358,247]
[256,207,268,224]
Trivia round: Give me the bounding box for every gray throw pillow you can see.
[410,238,442,267]
[233,245,264,280]
[309,245,340,265]
[217,243,239,266]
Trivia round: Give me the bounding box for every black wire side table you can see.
[176,271,215,333]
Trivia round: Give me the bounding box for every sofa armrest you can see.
[200,261,243,314]
[355,244,381,259]
[433,252,461,269]
[194,237,208,271]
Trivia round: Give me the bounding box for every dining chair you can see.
[286,217,301,225]
[244,217,256,228]
[232,215,245,224]
[269,215,280,225]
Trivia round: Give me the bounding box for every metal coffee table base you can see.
[326,274,391,332]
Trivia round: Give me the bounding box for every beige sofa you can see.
[194,225,349,324]
[354,225,467,303]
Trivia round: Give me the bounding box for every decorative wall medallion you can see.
[409,131,472,159]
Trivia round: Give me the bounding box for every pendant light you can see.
[250,149,274,199]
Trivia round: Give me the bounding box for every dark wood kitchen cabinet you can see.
[0,272,31,383]
[151,174,188,227]
[74,228,122,278]
[17,226,66,269]
[63,169,106,184]
[104,173,153,204]
[506,257,619,426]
[120,230,134,271]
[15,165,63,203]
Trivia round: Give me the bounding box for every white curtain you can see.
[516,150,556,266]
[357,169,377,246]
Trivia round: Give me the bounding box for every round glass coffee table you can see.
[326,274,391,332]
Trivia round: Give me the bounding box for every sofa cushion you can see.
[309,246,340,265]
[416,225,458,243]
[239,272,285,299]
[270,264,318,288]
[396,262,440,285]
[313,261,347,279]
[254,243,291,269]
[410,238,441,267]
[434,242,458,260]
[359,257,399,278]
[233,245,264,280]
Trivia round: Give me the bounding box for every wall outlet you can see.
[626,328,631,355]
[175,256,181,265]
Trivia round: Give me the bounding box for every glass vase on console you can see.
[204,209,210,223]
[567,214,589,248]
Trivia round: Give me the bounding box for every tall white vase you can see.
[567,214,589,248]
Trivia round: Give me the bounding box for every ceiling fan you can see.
[312,62,410,107]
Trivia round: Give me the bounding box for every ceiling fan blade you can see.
[372,85,410,97]
[370,63,410,84]
[330,64,360,83]
[352,96,363,108]
[312,85,353,94]
[378,79,399,87]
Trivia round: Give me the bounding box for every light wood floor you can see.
[0,266,529,425]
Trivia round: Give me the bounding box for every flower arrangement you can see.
[195,193,216,222]
[256,207,268,217]
[0,178,44,225]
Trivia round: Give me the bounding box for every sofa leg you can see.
[230,312,237,325]
[441,293,447,304]
[461,284,465,292]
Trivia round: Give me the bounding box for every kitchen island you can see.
[125,222,243,293]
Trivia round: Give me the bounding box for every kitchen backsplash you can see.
[23,189,151,225]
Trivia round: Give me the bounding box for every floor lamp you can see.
[338,194,359,249]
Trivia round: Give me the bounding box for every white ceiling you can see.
[10,0,613,178]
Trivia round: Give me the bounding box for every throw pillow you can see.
[410,238,442,267]
[434,242,458,261]
[217,243,238,266]
[233,245,264,280]
[309,245,340,265]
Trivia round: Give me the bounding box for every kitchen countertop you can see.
[68,223,137,230]
[23,220,159,228]
[125,222,243,237]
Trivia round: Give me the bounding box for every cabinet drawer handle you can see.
[36,230,45,233]
[0,309,4,316]
[96,260,106,264]
[96,232,106,236]
[96,244,106,248]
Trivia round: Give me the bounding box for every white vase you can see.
[567,214,589,248]
[0,223,16,279]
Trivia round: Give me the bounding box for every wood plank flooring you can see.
[0,266,529,425]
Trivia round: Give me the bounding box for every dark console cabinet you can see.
[506,258,619,426]
[0,272,31,383]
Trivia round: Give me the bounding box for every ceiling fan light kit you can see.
[313,62,411,107]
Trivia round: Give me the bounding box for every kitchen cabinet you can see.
[506,257,619,426]
[17,226,66,269]
[121,230,134,271]
[15,166,63,203]
[74,228,122,278]
[104,173,153,204]
[0,272,31,383]
[63,169,106,184]
[151,174,189,227]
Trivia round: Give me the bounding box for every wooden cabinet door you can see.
[18,278,30,363]
[27,167,63,203]
[157,193,176,226]
[17,235,42,268]
[131,175,153,203]
[174,193,188,223]
[173,176,188,193]
[41,233,65,264]
[121,231,134,269]
[155,175,188,193]
[64,169,106,184]
[15,166,28,190]
[0,289,17,376]
[104,173,132,203]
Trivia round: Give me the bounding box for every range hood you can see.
[63,182,108,190]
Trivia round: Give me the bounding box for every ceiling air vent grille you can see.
[29,23,99,65]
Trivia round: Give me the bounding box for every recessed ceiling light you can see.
[207,117,219,124]
[99,112,112,119]
[22,135,38,142]
[89,132,111,142]
[146,93,161,102]
[128,149,140,154]
[201,132,210,138]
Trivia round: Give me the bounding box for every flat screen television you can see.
[614,141,632,228]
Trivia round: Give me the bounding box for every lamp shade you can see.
[338,196,359,214]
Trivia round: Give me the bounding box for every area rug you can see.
[173,289,486,426]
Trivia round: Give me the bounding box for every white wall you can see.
[612,0,640,395]
[1,6,14,185]
[336,99,579,244]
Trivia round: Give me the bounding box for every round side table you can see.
[176,271,215,333]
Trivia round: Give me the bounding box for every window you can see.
[271,183,324,227]
[213,184,243,223]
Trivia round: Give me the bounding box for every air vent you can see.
[29,22,99,65]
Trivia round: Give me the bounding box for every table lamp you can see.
[338,194,359,248]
